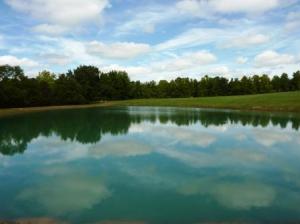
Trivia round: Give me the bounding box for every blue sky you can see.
[0,0,299,81]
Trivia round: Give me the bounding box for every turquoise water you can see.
[0,107,300,224]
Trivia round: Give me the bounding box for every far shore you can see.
[0,102,114,118]
[1,91,300,118]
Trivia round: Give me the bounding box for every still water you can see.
[0,107,300,224]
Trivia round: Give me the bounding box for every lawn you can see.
[1,92,300,118]
[111,91,300,112]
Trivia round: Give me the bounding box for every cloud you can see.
[18,172,111,214]
[254,50,296,68]
[116,4,179,35]
[177,179,276,210]
[155,28,269,51]
[40,53,71,66]
[101,51,217,81]
[32,24,69,36]
[285,11,300,32]
[102,64,151,80]
[212,182,276,209]
[211,0,279,14]
[175,0,214,18]
[86,41,151,59]
[118,0,279,35]
[236,57,248,64]
[0,55,39,67]
[225,34,269,48]
[209,66,230,75]
[5,0,110,34]
[151,51,217,72]
[176,0,279,15]
[253,129,292,147]
[155,28,223,51]
[89,140,152,158]
[0,35,4,49]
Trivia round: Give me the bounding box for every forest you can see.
[0,64,300,108]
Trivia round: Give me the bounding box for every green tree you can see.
[36,70,56,86]
[291,71,300,90]
[0,65,25,81]
[280,73,290,92]
[271,75,281,92]
[73,65,101,101]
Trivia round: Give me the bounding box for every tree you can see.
[280,73,290,92]
[259,75,272,93]
[0,65,25,81]
[36,70,56,86]
[99,70,131,100]
[54,74,86,105]
[73,65,101,101]
[291,71,300,90]
[0,64,298,109]
[240,76,253,95]
[271,75,281,92]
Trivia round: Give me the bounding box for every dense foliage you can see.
[0,64,300,108]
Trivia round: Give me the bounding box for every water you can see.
[0,107,300,224]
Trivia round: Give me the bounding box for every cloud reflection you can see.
[18,170,110,214]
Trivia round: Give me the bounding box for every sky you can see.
[0,0,299,81]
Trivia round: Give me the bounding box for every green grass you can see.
[111,91,300,113]
[1,92,299,118]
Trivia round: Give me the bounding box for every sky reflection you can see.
[0,107,300,223]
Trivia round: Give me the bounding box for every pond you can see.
[0,107,300,224]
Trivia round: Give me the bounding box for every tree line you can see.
[0,64,300,108]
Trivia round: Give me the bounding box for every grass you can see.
[1,92,300,118]
[111,91,300,113]
[0,102,114,118]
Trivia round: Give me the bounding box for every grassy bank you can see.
[0,102,114,118]
[1,92,300,118]
[112,91,300,113]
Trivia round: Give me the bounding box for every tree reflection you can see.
[0,108,132,155]
[0,107,299,156]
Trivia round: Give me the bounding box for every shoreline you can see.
[0,102,114,118]
[1,92,300,118]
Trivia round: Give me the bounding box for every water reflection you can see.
[0,107,300,223]
[1,107,299,156]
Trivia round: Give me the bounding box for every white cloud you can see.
[152,51,217,72]
[253,129,292,147]
[102,64,151,80]
[117,0,280,35]
[39,37,104,66]
[41,53,71,66]
[89,140,152,158]
[174,0,279,18]
[226,33,269,48]
[285,11,300,31]
[0,35,4,49]
[32,24,69,36]
[100,51,217,81]
[5,0,110,34]
[86,41,151,59]
[18,172,111,214]
[254,50,295,68]
[116,4,179,35]
[209,66,230,75]
[175,0,214,18]
[236,57,248,64]
[0,55,38,67]
[155,28,223,51]
[211,0,279,14]
[212,182,276,209]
